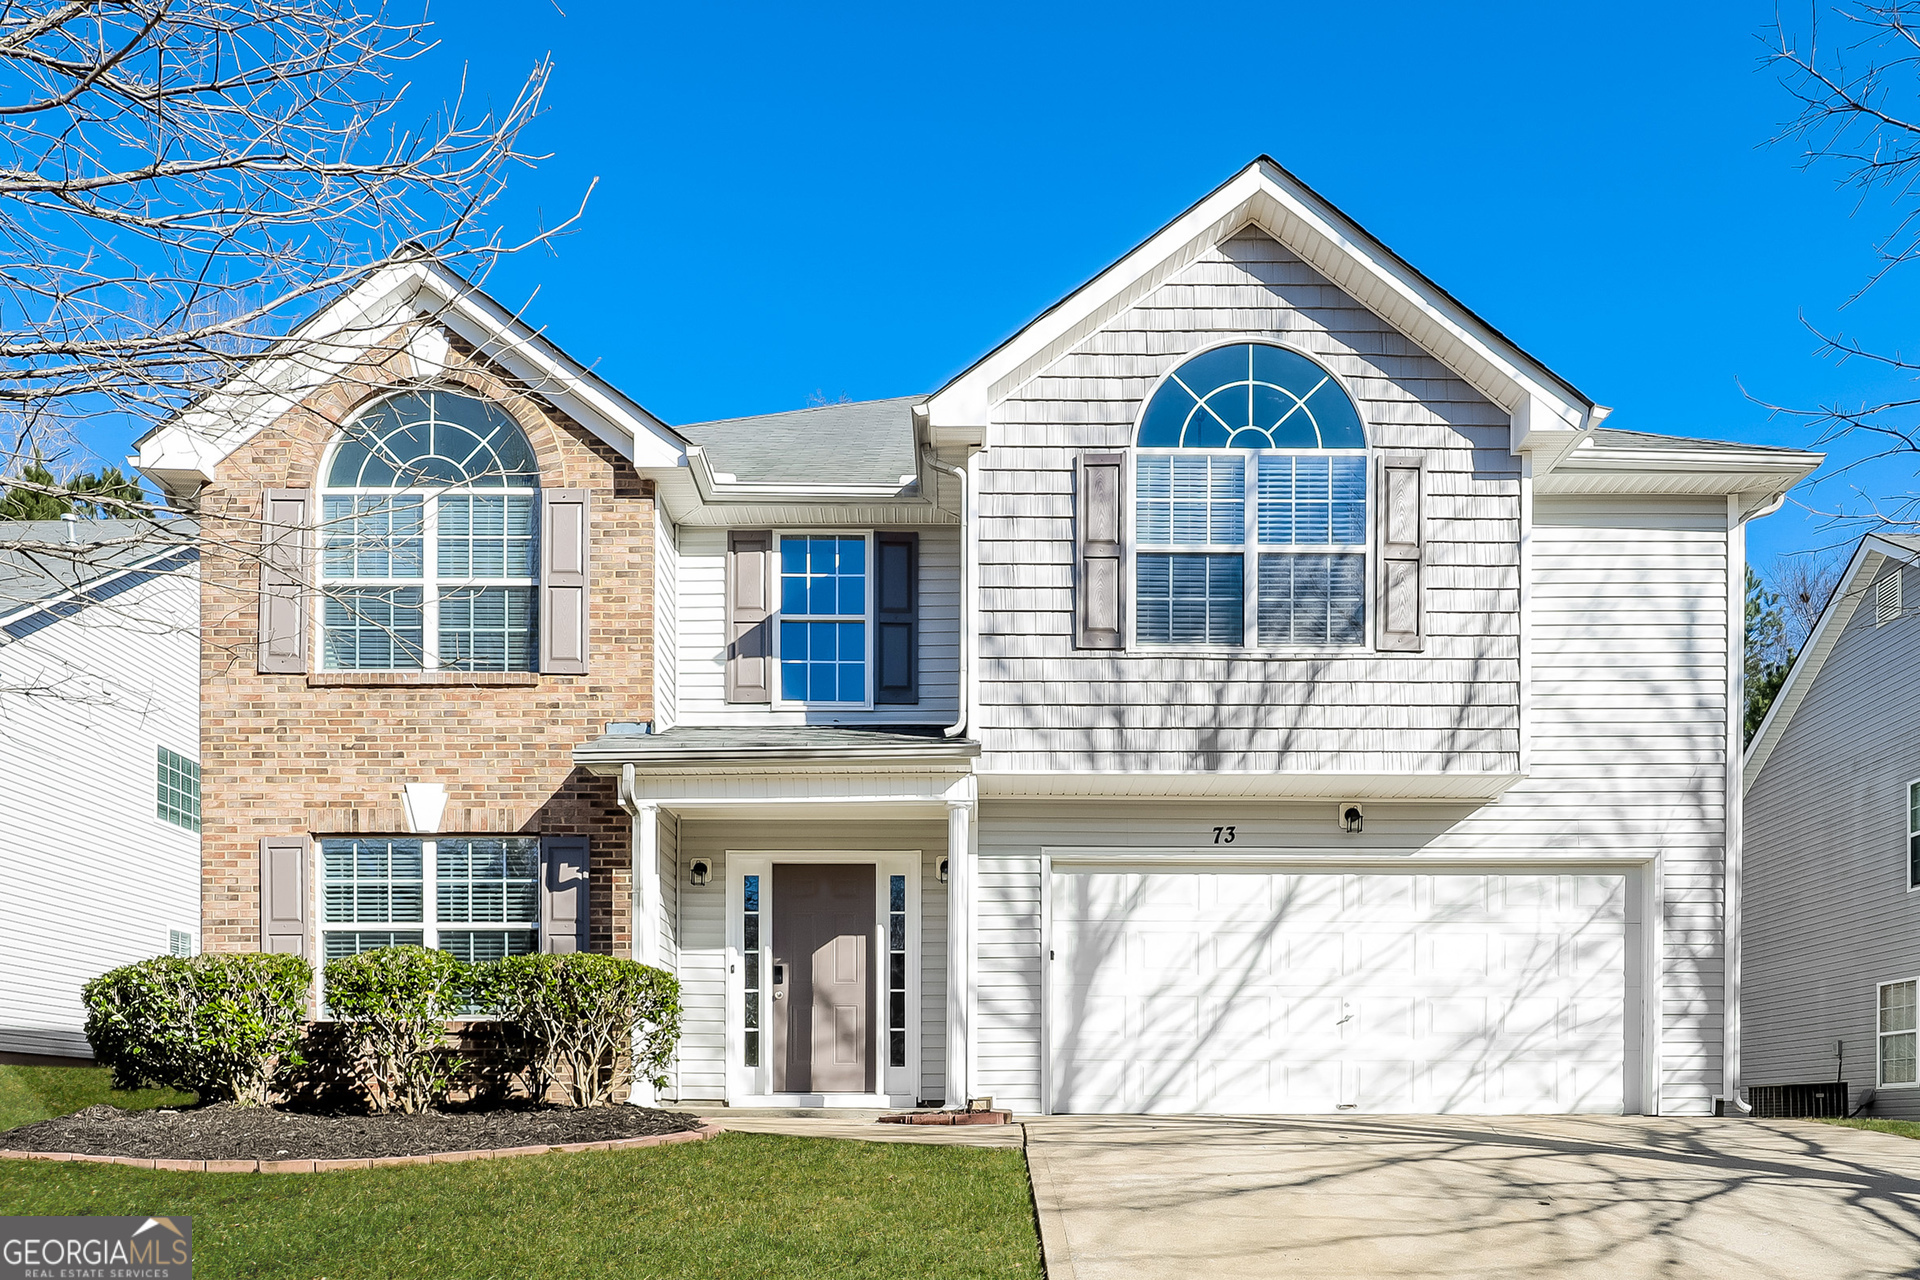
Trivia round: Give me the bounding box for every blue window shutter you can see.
[875,532,918,703]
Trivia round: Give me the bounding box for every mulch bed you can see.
[0,1103,704,1162]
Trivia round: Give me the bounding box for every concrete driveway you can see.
[1023,1114,1920,1279]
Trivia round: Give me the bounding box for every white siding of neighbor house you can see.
[666,819,949,1105]
[976,226,1522,775]
[0,569,201,1058]
[654,506,679,731]
[1744,558,1920,1118]
[967,495,1731,1116]
[671,525,961,726]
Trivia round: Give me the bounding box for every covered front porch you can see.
[574,726,979,1110]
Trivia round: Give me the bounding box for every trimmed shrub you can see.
[82,953,311,1105]
[321,945,470,1114]
[476,954,680,1107]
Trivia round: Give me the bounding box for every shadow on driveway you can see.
[1023,1114,1920,1279]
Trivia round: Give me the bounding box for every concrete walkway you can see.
[697,1109,1025,1148]
[1024,1114,1920,1279]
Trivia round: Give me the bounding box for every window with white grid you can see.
[320,836,540,963]
[320,390,539,671]
[1134,342,1368,648]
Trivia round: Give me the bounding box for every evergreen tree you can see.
[1745,566,1791,743]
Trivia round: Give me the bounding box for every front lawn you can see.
[1811,1117,1920,1141]
[0,1066,1042,1280]
[0,1063,193,1131]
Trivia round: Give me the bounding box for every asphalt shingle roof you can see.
[673,396,922,486]
[0,519,198,634]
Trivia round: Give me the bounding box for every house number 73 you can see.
[1212,826,1236,844]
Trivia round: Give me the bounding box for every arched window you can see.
[320,390,540,671]
[1134,343,1367,647]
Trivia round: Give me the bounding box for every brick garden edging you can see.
[0,1122,722,1173]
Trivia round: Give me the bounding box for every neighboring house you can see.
[1742,534,1920,1116]
[0,520,201,1060]
[138,156,1820,1116]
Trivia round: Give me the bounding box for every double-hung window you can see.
[1134,343,1368,648]
[320,391,540,671]
[1908,781,1920,891]
[776,534,869,704]
[1882,979,1918,1087]
[320,836,540,963]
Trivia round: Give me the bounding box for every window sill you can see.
[306,671,541,688]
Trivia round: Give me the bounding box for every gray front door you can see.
[771,863,874,1093]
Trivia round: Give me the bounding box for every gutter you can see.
[575,741,982,772]
[920,446,972,738]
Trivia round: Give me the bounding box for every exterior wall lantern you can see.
[1339,804,1364,834]
[689,859,710,886]
[937,857,950,884]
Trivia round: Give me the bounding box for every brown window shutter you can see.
[540,488,590,674]
[875,531,919,704]
[259,836,310,957]
[1076,453,1125,649]
[541,836,591,954]
[1375,452,1425,653]
[258,490,309,673]
[727,531,772,703]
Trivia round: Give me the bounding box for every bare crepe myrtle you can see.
[0,0,586,703]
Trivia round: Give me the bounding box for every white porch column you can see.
[632,800,659,969]
[946,790,975,1107]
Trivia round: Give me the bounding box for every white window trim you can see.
[315,835,542,985]
[313,414,541,674]
[769,530,876,710]
[1126,446,1372,654]
[724,850,922,1107]
[1907,778,1920,894]
[1880,976,1919,1089]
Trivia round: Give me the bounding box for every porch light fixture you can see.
[1339,804,1364,835]
[937,857,949,884]
[689,859,710,886]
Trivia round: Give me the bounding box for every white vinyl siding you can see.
[654,506,679,730]
[1745,559,1920,1119]
[670,525,961,726]
[978,227,1520,773]
[0,567,201,1057]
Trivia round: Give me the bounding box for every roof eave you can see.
[574,741,982,773]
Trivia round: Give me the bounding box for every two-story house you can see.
[1742,534,1920,1116]
[139,158,1819,1116]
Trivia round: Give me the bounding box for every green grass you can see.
[0,1066,1043,1279]
[0,1063,194,1132]
[1810,1116,1920,1141]
[0,1133,1040,1279]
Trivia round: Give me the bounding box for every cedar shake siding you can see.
[197,329,654,957]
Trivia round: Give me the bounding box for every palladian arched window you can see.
[320,390,540,670]
[1134,342,1367,647]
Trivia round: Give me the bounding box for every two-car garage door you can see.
[1048,869,1635,1115]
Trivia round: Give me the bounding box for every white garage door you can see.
[1049,869,1633,1115]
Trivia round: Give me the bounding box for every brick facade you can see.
[197,329,652,958]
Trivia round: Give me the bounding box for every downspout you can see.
[920,447,971,737]
[1720,487,1789,1118]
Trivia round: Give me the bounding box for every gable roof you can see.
[134,257,688,502]
[1743,533,1920,790]
[0,520,199,642]
[675,396,921,486]
[922,156,1608,462]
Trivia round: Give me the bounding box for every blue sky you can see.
[127,2,1920,570]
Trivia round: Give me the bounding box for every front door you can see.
[771,863,874,1093]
